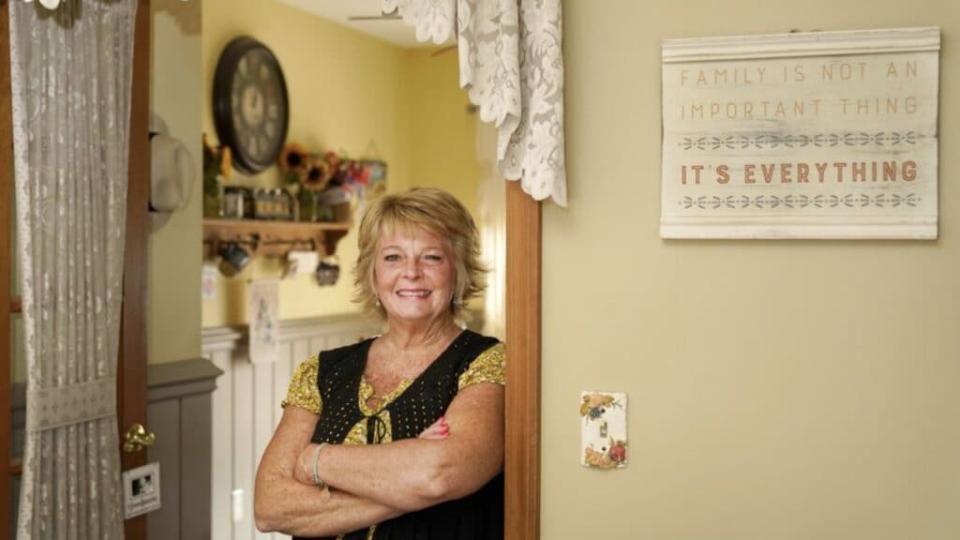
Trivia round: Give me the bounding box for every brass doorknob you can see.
[123,423,156,453]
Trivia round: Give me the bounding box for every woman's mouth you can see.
[396,289,431,298]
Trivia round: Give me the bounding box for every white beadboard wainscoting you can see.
[203,314,381,540]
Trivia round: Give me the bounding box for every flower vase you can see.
[297,187,318,222]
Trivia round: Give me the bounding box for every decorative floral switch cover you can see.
[580,391,628,469]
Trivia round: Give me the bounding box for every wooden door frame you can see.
[1,0,14,532]
[120,0,150,538]
[505,183,541,540]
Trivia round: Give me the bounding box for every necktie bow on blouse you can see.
[366,413,389,444]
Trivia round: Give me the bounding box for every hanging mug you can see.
[315,256,340,287]
[217,241,251,277]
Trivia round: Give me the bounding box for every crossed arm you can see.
[254,383,504,536]
[253,405,402,536]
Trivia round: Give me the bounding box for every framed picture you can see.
[660,27,940,239]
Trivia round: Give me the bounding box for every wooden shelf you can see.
[203,218,351,259]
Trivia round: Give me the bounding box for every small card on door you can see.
[123,462,162,518]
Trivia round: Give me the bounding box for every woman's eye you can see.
[424,254,443,262]
[384,254,400,262]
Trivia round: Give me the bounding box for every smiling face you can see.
[373,225,456,327]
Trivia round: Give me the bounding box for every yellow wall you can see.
[401,48,479,216]
[149,0,203,364]
[401,49,485,315]
[200,0,406,326]
[200,1,478,326]
[543,1,960,538]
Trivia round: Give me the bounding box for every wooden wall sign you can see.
[660,27,940,239]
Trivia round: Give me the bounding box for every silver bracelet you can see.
[311,443,328,489]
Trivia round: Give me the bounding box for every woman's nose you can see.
[402,258,422,278]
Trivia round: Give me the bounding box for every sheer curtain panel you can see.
[9,1,138,538]
[384,0,567,206]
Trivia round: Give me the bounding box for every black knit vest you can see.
[298,330,504,540]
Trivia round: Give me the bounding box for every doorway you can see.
[194,1,541,538]
[2,0,541,537]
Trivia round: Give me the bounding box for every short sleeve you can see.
[281,354,322,415]
[458,343,506,389]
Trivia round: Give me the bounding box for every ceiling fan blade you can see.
[431,45,457,57]
[347,14,403,21]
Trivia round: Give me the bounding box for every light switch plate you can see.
[580,391,628,469]
[122,462,162,518]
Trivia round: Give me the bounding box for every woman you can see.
[255,187,506,539]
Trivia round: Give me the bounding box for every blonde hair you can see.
[353,187,486,320]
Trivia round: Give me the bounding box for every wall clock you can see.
[213,36,289,175]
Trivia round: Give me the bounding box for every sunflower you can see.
[301,157,334,191]
[219,145,232,180]
[202,133,216,163]
[203,134,232,186]
[278,142,309,174]
[323,150,341,171]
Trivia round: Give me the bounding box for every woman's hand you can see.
[418,416,449,440]
[306,384,504,512]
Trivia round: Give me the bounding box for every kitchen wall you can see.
[150,0,203,364]
[200,0,478,327]
[542,1,960,538]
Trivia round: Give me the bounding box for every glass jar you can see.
[253,188,269,219]
[221,186,245,219]
[273,189,290,221]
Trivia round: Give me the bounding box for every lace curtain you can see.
[385,0,567,206]
[17,0,67,10]
[9,1,137,538]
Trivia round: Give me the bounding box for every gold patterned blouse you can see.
[281,342,504,540]
[281,342,506,445]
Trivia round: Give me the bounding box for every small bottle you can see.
[278,189,294,221]
[254,188,268,219]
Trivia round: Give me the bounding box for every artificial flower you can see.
[323,150,341,171]
[220,146,232,180]
[301,157,334,191]
[202,133,231,194]
[278,142,309,175]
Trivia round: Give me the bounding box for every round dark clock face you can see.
[213,37,289,175]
